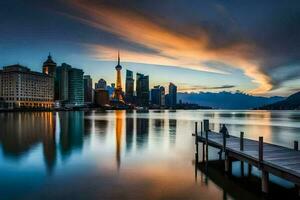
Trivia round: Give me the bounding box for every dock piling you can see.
[240,132,245,176]
[262,170,269,193]
[204,120,209,162]
[223,129,226,151]
[195,122,198,162]
[259,137,263,164]
[240,132,244,151]
[259,136,269,193]
[201,121,205,162]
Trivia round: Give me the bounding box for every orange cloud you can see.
[63,0,273,94]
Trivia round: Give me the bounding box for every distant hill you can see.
[258,91,300,110]
[177,91,284,109]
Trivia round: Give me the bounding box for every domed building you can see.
[43,53,57,77]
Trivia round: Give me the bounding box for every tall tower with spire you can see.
[112,51,124,103]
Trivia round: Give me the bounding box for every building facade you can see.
[56,63,71,102]
[0,64,54,109]
[151,85,165,107]
[83,75,93,103]
[94,89,109,106]
[168,82,177,108]
[56,63,84,107]
[136,73,149,107]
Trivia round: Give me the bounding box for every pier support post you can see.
[204,120,209,162]
[223,129,226,151]
[195,122,198,163]
[240,132,244,151]
[259,137,263,166]
[225,157,231,174]
[259,136,269,193]
[240,132,244,176]
[248,163,252,176]
[294,141,298,151]
[201,121,205,162]
[261,170,269,193]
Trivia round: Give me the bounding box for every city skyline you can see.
[1,1,300,97]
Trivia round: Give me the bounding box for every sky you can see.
[0,0,300,96]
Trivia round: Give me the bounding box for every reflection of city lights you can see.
[115,110,124,170]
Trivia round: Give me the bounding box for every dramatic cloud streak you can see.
[62,0,273,94]
[178,84,235,92]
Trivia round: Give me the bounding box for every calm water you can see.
[0,110,300,200]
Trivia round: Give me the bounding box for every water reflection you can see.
[0,110,300,199]
[136,116,149,149]
[125,112,134,152]
[115,110,123,170]
[59,112,84,160]
[169,119,177,146]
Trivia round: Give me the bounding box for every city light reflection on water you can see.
[0,110,300,199]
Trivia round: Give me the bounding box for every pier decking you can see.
[193,119,300,196]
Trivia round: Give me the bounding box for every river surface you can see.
[0,110,300,200]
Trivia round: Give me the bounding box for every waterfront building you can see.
[151,85,165,107]
[94,89,109,106]
[68,68,84,106]
[95,78,107,90]
[112,52,124,103]
[56,63,84,107]
[125,70,134,104]
[0,64,54,109]
[136,73,149,107]
[168,82,177,108]
[56,63,71,102]
[151,86,160,106]
[83,75,93,104]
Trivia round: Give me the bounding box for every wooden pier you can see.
[193,119,300,196]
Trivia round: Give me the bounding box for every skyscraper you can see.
[56,63,84,107]
[136,73,149,107]
[112,52,124,103]
[68,68,84,106]
[125,70,134,103]
[56,63,71,101]
[151,86,160,106]
[151,85,165,107]
[168,82,177,108]
[83,75,93,104]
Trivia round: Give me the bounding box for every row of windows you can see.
[3,97,53,101]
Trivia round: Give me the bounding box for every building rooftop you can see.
[1,64,52,77]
